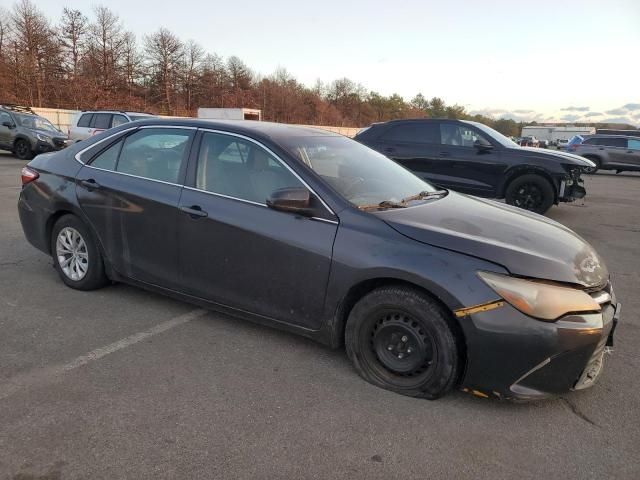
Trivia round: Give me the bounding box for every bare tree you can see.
[87,5,124,93]
[144,27,183,114]
[59,8,87,78]
[182,40,204,114]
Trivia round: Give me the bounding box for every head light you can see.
[36,133,51,142]
[478,271,600,321]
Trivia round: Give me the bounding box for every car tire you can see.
[505,173,555,214]
[345,286,461,400]
[582,156,600,174]
[51,214,109,291]
[14,139,34,160]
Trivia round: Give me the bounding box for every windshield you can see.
[280,135,438,208]
[465,121,520,148]
[15,113,59,133]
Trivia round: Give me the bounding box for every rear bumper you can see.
[460,297,620,401]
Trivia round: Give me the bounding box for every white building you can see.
[521,126,595,142]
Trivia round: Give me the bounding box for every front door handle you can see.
[79,178,101,191]
[180,205,208,219]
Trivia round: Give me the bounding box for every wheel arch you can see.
[499,166,558,201]
[13,134,34,150]
[331,277,468,381]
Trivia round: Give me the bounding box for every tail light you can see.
[21,166,39,186]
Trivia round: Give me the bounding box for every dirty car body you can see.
[18,119,619,400]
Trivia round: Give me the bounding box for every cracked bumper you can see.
[459,297,619,401]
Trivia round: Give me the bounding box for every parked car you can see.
[556,139,569,150]
[68,110,155,142]
[519,136,539,147]
[355,119,594,214]
[18,118,619,401]
[0,104,69,160]
[564,135,585,152]
[572,135,640,173]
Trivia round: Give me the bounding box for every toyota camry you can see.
[18,119,620,400]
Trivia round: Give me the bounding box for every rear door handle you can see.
[438,151,451,157]
[79,178,101,191]
[180,205,208,218]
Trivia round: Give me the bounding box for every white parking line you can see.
[0,309,208,401]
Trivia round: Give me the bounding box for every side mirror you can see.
[267,187,314,216]
[2,121,14,129]
[474,139,493,151]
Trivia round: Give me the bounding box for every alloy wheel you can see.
[55,227,89,281]
[512,183,543,211]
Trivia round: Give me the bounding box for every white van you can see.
[68,111,155,142]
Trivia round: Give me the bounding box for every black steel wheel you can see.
[345,286,461,399]
[505,173,554,214]
[14,139,34,160]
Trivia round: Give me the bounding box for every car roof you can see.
[129,118,342,142]
[79,110,154,116]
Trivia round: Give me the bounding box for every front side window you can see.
[440,124,490,147]
[0,111,13,126]
[196,132,303,204]
[601,137,627,148]
[111,115,128,127]
[281,135,438,208]
[628,139,640,150]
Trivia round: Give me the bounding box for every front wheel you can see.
[51,214,109,290]
[345,286,461,400]
[505,174,555,214]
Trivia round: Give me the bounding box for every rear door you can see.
[602,137,630,165]
[76,126,195,288]
[177,130,338,329]
[367,122,445,184]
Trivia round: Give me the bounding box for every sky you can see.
[31,0,640,125]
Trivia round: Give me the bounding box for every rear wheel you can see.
[345,286,461,399]
[505,173,555,214]
[51,215,109,290]
[14,139,34,160]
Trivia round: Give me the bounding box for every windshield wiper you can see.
[358,200,407,211]
[400,189,448,203]
[357,190,447,212]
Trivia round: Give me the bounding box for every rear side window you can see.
[379,123,439,143]
[116,128,192,183]
[77,113,93,128]
[91,113,112,129]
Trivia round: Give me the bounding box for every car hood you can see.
[374,192,608,288]
[30,128,67,139]
[514,146,595,167]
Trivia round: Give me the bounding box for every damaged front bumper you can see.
[458,284,620,401]
[558,169,586,202]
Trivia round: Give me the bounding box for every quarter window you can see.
[196,132,303,204]
[440,124,490,147]
[116,129,192,183]
[90,140,122,170]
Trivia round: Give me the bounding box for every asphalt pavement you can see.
[0,151,639,479]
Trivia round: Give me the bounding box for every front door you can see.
[76,127,194,288]
[177,130,338,329]
[0,111,14,149]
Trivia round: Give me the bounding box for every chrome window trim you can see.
[83,164,183,187]
[197,128,337,218]
[74,126,138,165]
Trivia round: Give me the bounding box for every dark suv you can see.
[0,105,69,160]
[355,119,594,214]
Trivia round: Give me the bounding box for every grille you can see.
[53,138,66,147]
